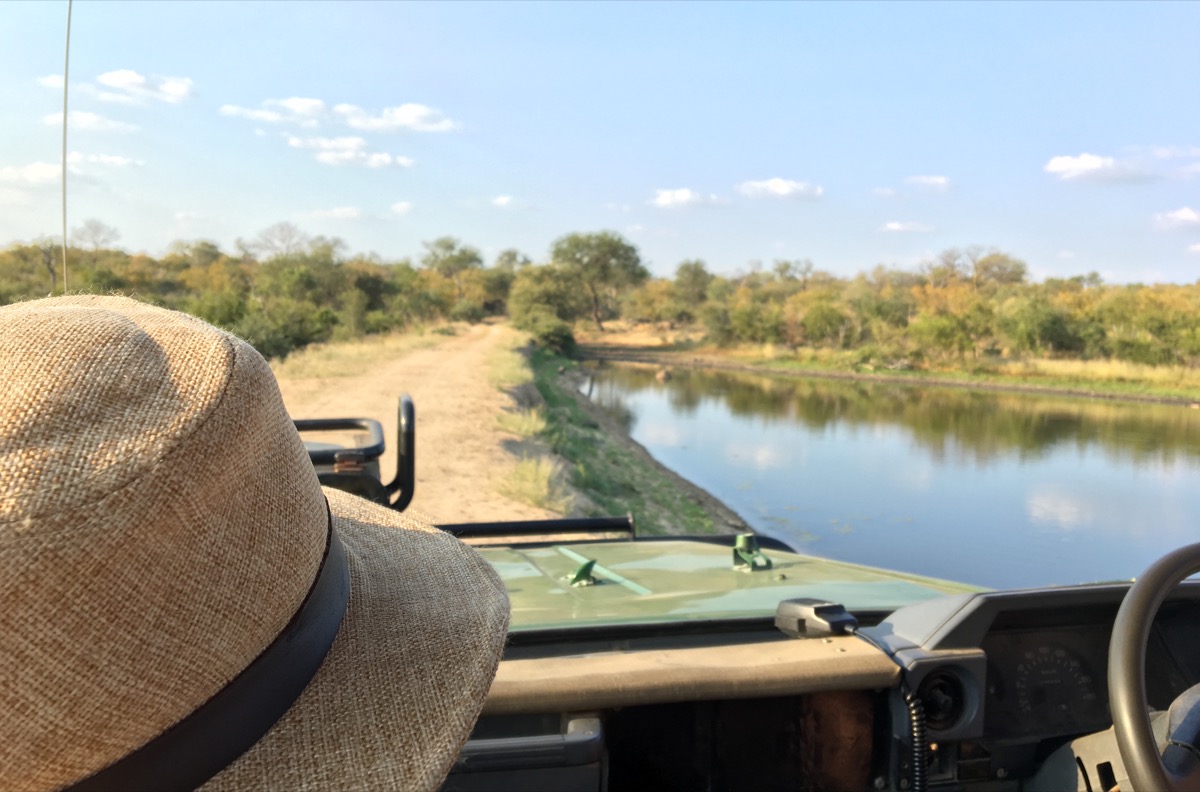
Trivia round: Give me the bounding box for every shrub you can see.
[519,307,576,355]
[233,298,337,360]
[449,300,485,323]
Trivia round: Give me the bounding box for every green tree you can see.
[421,236,482,278]
[674,260,713,310]
[494,248,531,273]
[626,279,680,324]
[698,277,735,345]
[508,265,588,326]
[421,236,483,299]
[972,252,1027,289]
[772,258,813,285]
[550,231,648,330]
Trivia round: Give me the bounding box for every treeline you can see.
[1,224,524,359]
[5,225,1200,368]
[624,248,1200,369]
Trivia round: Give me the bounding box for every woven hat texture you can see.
[0,296,509,790]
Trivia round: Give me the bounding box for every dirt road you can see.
[274,324,557,524]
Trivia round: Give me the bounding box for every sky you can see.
[2,1,1199,282]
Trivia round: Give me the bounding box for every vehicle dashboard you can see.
[441,581,1200,791]
[865,581,1200,789]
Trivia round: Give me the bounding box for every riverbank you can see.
[270,321,748,536]
[575,323,1200,406]
[526,348,749,535]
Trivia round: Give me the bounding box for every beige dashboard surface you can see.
[482,635,899,715]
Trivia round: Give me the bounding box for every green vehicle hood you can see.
[478,539,983,633]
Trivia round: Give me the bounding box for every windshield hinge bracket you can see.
[733,533,773,572]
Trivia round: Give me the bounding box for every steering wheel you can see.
[1109,543,1200,792]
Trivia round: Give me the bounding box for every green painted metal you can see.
[479,539,984,633]
[567,558,598,587]
[556,546,653,595]
[732,533,772,572]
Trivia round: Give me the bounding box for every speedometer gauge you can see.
[1014,644,1100,732]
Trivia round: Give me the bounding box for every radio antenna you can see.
[60,0,73,292]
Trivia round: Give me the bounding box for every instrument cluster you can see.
[980,615,1188,740]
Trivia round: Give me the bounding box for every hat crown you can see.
[0,296,327,789]
[1,302,230,523]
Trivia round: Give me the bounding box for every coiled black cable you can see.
[906,689,928,792]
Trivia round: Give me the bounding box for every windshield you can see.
[3,1,1199,594]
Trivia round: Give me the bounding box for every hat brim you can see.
[203,488,509,791]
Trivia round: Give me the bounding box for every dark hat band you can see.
[68,503,350,792]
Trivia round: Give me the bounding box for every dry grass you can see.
[498,456,573,514]
[489,327,573,510]
[497,407,546,438]
[574,320,703,348]
[488,327,534,390]
[490,327,547,437]
[271,327,448,379]
[577,321,1200,399]
[995,358,1200,391]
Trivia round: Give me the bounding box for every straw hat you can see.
[0,296,509,791]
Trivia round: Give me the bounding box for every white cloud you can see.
[288,136,366,165]
[390,202,414,215]
[96,69,146,89]
[157,78,193,102]
[492,195,513,207]
[906,175,950,189]
[334,102,458,132]
[308,206,361,219]
[0,162,61,184]
[221,98,324,126]
[873,187,897,198]
[652,187,728,208]
[626,224,647,233]
[1058,250,1076,260]
[737,178,823,199]
[268,97,325,117]
[223,97,458,136]
[1155,206,1200,229]
[96,70,192,104]
[220,105,285,123]
[286,136,411,168]
[604,202,632,212]
[881,221,933,233]
[174,211,201,221]
[367,153,414,168]
[288,135,367,152]
[1044,153,1116,180]
[1181,162,1200,178]
[1189,244,1200,254]
[67,152,142,167]
[36,74,64,88]
[42,111,137,132]
[1043,152,1147,183]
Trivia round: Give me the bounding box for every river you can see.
[583,363,1200,590]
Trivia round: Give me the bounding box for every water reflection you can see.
[587,364,1200,467]
[584,362,1200,589]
